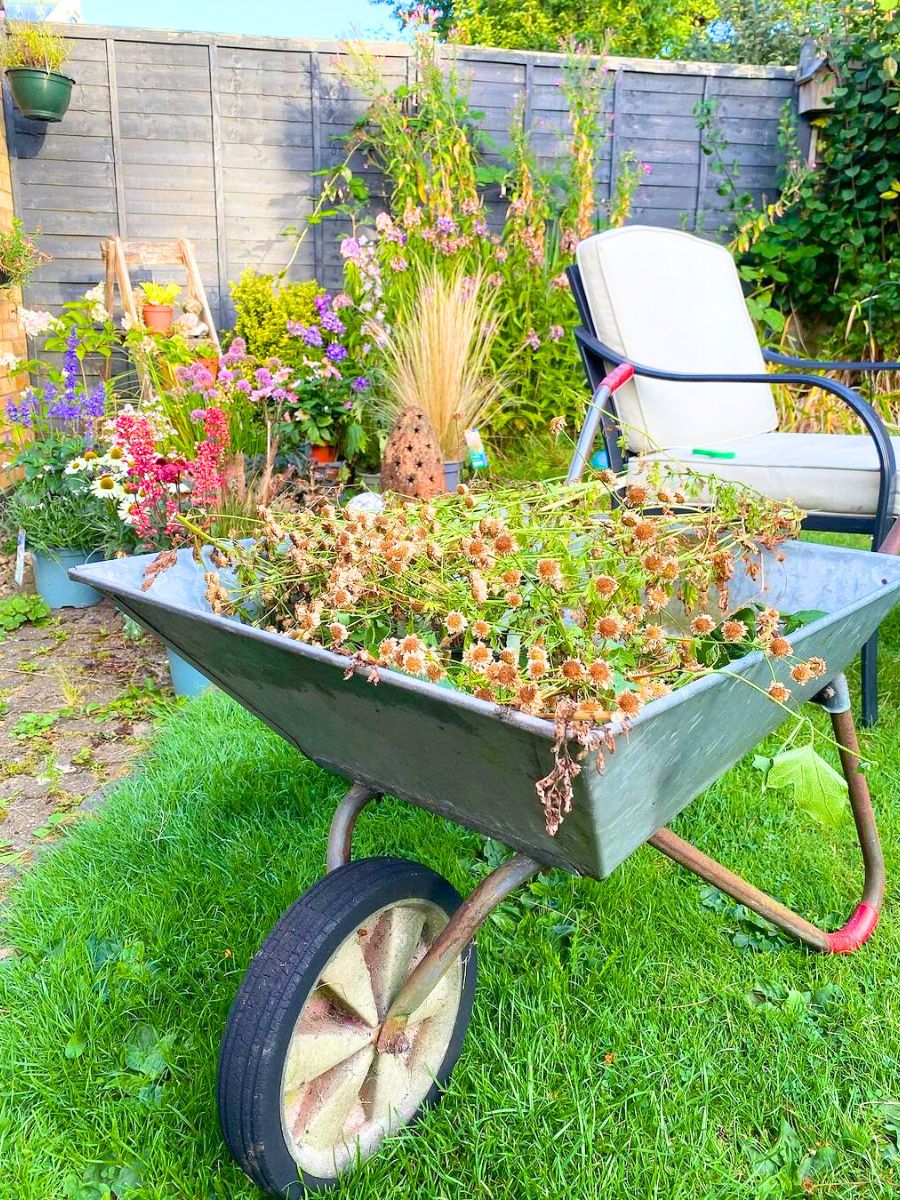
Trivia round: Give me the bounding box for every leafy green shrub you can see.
[741,3,900,359]
[230,272,322,367]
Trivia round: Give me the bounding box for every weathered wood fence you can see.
[2,24,798,326]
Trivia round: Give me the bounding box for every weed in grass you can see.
[11,710,60,740]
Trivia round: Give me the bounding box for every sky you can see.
[73,0,401,40]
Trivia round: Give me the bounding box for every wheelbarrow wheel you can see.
[217,856,477,1196]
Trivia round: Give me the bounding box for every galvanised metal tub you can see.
[71,539,900,881]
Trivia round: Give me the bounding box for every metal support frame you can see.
[323,687,883,1050]
[649,675,884,954]
[324,783,541,1053]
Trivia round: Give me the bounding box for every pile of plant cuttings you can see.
[195,473,821,833]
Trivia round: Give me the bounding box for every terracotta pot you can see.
[142,302,174,334]
[310,444,338,465]
[196,356,219,380]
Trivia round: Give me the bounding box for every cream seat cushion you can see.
[636,432,900,518]
[576,226,779,454]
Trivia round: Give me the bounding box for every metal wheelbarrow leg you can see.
[649,674,884,954]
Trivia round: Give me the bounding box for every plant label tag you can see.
[14,528,25,587]
[465,427,489,470]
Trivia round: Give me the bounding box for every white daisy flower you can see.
[65,457,88,474]
[90,474,124,500]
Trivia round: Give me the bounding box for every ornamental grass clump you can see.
[197,474,820,833]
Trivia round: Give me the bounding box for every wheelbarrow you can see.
[70,534,900,1196]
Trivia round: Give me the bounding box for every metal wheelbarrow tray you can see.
[71,540,900,1197]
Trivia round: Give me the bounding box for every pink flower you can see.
[548,325,565,341]
[523,329,541,350]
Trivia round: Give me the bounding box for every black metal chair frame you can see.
[567,262,900,726]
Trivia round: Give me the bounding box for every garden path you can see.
[0,553,170,890]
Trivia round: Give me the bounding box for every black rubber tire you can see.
[217,857,477,1196]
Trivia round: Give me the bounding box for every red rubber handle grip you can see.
[827,902,879,954]
[602,363,635,393]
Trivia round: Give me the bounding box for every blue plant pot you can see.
[39,549,103,608]
[166,648,211,698]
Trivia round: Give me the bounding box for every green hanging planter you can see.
[6,67,74,122]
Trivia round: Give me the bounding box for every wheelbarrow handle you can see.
[566,363,636,486]
[651,685,884,955]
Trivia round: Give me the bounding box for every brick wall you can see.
[0,83,27,483]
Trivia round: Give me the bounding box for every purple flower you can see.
[223,336,247,365]
[83,380,106,419]
[320,310,345,336]
[6,390,38,428]
[340,237,361,261]
[286,320,304,336]
[62,327,79,408]
[351,376,370,392]
[301,324,323,348]
[436,216,456,235]
[236,379,252,394]
[255,367,274,390]
[548,325,565,342]
[326,342,348,363]
[190,407,207,421]
[314,294,332,315]
[473,220,490,238]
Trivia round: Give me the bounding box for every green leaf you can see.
[765,745,848,829]
[782,609,826,633]
[65,1026,87,1059]
[123,1023,174,1079]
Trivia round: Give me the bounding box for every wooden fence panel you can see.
[4,25,798,326]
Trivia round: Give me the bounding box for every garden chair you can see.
[568,225,900,726]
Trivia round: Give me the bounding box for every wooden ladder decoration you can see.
[101,236,221,388]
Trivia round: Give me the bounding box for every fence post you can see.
[208,40,229,326]
[105,38,127,240]
[310,50,324,284]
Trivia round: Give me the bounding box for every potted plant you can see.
[0,219,49,289]
[140,282,181,335]
[193,338,220,381]
[4,329,123,608]
[380,266,502,490]
[1,23,74,123]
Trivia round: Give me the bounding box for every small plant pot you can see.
[39,549,103,608]
[310,444,338,465]
[166,648,211,698]
[0,268,13,290]
[142,302,174,334]
[195,356,219,380]
[442,460,463,492]
[6,68,74,122]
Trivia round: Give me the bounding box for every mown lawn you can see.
[1,562,899,1199]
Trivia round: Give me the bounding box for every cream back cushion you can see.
[576,226,779,453]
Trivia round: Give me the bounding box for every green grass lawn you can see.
[1,589,900,1198]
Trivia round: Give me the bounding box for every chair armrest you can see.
[763,347,900,372]
[574,326,897,543]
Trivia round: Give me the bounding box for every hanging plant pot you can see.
[142,302,174,334]
[310,443,338,465]
[6,68,74,123]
